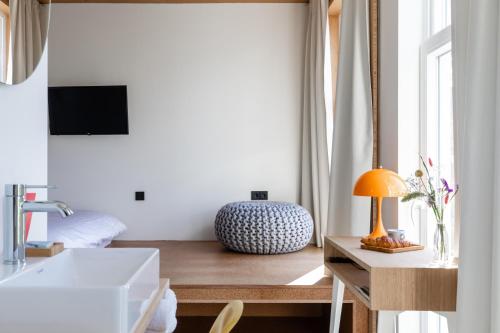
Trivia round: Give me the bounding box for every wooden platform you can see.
[111,240,370,333]
[111,240,334,303]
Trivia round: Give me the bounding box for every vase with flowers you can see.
[402,156,459,265]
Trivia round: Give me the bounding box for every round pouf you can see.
[214,201,313,254]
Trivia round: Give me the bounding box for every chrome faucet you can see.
[3,184,74,265]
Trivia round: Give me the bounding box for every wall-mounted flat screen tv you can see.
[48,85,129,135]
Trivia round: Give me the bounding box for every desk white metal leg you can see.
[329,274,345,333]
[377,311,401,333]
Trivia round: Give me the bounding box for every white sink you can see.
[0,248,159,333]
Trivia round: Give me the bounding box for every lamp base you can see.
[365,226,388,240]
[364,197,388,240]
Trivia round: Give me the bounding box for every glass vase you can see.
[433,223,450,265]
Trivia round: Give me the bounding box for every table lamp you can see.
[353,168,408,239]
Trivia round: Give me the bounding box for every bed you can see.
[47,210,127,248]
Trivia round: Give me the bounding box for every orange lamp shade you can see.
[353,168,408,197]
[353,168,408,240]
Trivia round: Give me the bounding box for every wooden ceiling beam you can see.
[2,0,47,5]
[49,0,307,3]
[0,0,312,7]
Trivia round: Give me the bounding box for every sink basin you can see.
[0,248,159,333]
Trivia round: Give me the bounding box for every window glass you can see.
[424,44,454,248]
[431,0,451,34]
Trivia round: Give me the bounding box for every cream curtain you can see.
[9,0,44,83]
[300,0,330,246]
[327,0,373,237]
[452,0,500,331]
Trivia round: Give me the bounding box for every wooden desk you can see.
[324,237,458,333]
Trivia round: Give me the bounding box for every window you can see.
[419,0,453,332]
[420,35,454,252]
[397,0,454,332]
[420,0,454,253]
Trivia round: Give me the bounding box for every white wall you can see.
[48,4,307,240]
[0,52,48,251]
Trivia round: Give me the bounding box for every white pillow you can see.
[48,210,127,248]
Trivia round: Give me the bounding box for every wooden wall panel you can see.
[50,0,307,3]
[369,0,379,234]
[328,13,340,119]
[369,0,379,169]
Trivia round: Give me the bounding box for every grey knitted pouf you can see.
[214,201,313,254]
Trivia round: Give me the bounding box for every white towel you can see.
[147,288,177,333]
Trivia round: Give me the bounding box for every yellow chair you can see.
[209,300,244,333]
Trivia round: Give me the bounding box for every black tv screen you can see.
[48,85,129,135]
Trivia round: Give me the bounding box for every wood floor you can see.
[111,241,370,333]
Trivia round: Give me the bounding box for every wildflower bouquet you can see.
[402,156,458,263]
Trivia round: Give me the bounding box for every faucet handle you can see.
[25,185,57,190]
[5,184,56,197]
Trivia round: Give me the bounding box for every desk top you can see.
[325,236,458,271]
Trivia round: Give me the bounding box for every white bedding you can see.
[48,210,127,248]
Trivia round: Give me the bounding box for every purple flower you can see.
[441,178,453,193]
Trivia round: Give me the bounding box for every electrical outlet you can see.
[135,191,145,201]
[251,191,268,200]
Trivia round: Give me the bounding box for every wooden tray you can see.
[361,243,424,253]
[26,242,64,257]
